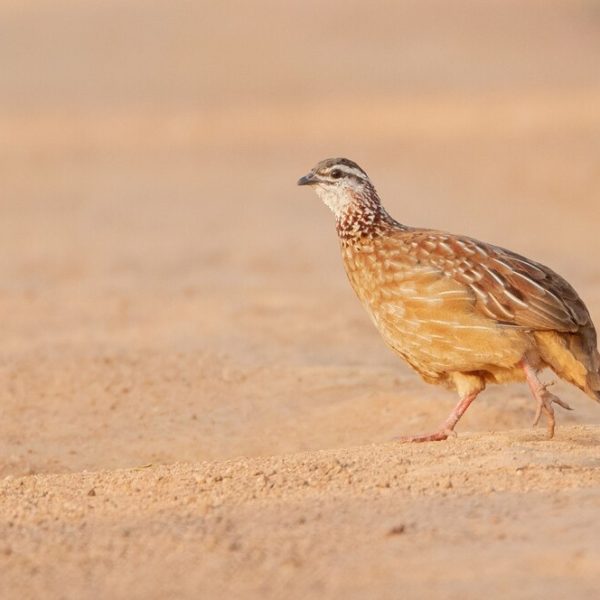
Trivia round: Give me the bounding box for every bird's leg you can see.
[521,360,573,439]
[396,390,480,443]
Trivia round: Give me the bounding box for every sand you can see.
[1,429,599,599]
[1,1,599,598]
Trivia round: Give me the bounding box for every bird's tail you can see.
[534,329,600,403]
[585,369,600,402]
[572,327,600,403]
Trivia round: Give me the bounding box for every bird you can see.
[298,157,600,442]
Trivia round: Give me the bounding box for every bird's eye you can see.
[330,169,342,179]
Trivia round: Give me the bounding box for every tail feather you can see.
[585,370,600,402]
[534,329,600,403]
[568,326,600,403]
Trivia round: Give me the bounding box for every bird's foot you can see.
[531,382,573,439]
[395,428,457,443]
[522,361,573,439]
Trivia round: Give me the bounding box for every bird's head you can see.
[297,158,375,218]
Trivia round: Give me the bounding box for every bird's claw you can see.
[394,427,456,443]
[532,403,543,427]
[531,383,573,437]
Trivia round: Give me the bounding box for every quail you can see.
[298,158,600,442]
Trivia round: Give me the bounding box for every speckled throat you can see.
[336,185,406,244]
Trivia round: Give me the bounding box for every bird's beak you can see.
[297,172,318,186]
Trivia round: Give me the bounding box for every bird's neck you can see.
[335,186,405,241]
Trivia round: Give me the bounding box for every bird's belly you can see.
[374,309,531,377]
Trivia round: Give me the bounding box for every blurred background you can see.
[1,0,600,475]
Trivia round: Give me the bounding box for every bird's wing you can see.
[399,230,591,333]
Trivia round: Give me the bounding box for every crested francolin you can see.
[298,158,600,442]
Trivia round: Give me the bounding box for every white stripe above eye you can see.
[329,165,367,179]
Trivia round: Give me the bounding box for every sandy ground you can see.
[1,1,600,598]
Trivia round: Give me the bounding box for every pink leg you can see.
[396,390,480,443]
[521,360,572,438]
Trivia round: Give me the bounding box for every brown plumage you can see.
[298,157,600,441]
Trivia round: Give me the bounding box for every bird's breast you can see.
[341,237,417,307]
